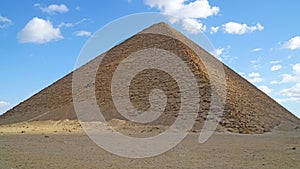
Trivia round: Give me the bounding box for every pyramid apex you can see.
[154,22,171,27]
[139,22,179,36]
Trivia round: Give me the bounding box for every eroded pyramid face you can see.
[72,22,227,139]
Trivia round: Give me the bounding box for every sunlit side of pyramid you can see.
[1,22,299,134]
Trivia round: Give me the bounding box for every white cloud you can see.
[182,18,206,34]
[238,72,245,76]
[0,15,12,28]
[145,0,219,34]
[221,55,237,64]
[280,63,300,83]
[58,22,74,28]
[222,22,264,35]
[270,80,279,84]
[210,26,219,34]
[34,3,69,14]
[74,30,91,37]
[249,72,260,77]
[249,77,263,83]
[210,46,231,62]
[0,101,9,107]
[210,47,225,62]
[251,60,257,64]
[58,18,88,28]
[248,72,263,83]
[18,17,63,44]
[251,48,262,52]
[282,36,300,50]
[258,85,272,94]
[270,60,280,64]
[281,74,299,83]
[276,97,300,103]
[271,64,282,71]
[182,20,206,34]
[250,56,262,65]
[145,0,219,18]
[281,83,300,97]
[278,83,300,103]
[211,47,224,58]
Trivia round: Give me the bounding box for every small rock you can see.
[21,131,25,133]
[227,128,234,132]
[44,135,50,138]
[291,147,296,150]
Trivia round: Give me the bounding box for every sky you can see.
[0,0,299,118]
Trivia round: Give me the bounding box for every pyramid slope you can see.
[1,22,299,134]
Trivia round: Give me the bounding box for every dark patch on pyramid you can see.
[1,22,299,134]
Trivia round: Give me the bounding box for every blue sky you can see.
[0,0,299,118]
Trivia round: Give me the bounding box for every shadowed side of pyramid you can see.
[0,22,299,134]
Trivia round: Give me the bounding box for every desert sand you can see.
[0,121,299,169]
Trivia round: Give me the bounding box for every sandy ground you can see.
[0,121,299,169]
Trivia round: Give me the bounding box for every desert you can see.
[0,120,299,168]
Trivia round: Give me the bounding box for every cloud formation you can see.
[251,48,262,52]
[58,18,88,28]
[281,83,300,97]
[279,83,300,103]
[0,101,9,107]
[210,46,232,63]
[248,72,263,83]
[258,85,272,94]
[282,36,300,50]
[34,3,69,14]
[74,30,91,37]
[270,60,280,64]
[222,22,264,35]
[211,47,224,58]
[0,15,12,28]
[18,17,63,44]
[145,0,219,34]
[280,63,300,83]
[249,72,260,77]
[210,26,219,34]
[271,65,282,71]
[182,18,206,34]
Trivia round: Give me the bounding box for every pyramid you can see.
[1,22,299,134]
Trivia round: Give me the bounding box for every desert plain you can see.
[0,120,299,169]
